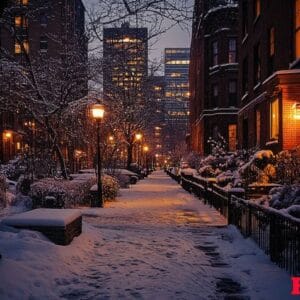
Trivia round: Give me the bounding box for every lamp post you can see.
[91,104,105,207]
[135,133,142,167]
[143,145,149,174]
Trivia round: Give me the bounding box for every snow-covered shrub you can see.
[276,146,300,185]
[198,165,217,177]
[285,205,300,219]
[269,185,300,209]
[102,175,119,201]
[0,175,7,208]
[30,174,119,207]
[185,152,202,169]
[30,175,97,208]
[239,150,276,186]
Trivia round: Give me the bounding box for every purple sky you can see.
[149,24,191,63]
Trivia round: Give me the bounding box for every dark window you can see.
[254,0,261,19]
[228,80,237,106]
[211,84,218,107]
[228,39,237,63]
[40,14,47,26]
[40,36,48,51]
[242,57,248,93]
[268,27,275,75]
[212,41,218,66]
[242,0,248,37]
[295,0,300,59]
[254,43,261,85]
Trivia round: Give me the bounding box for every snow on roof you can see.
[2,209,82,227]
[203,3,238,20]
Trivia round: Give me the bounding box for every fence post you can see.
[247,204,252,237]
[269,213,278,263]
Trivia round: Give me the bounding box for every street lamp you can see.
[135,133,143,166]
[91,104,105,207]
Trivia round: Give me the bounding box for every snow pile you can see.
[2,208,81,227]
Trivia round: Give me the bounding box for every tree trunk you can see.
[54,142,68,179]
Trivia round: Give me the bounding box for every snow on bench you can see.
[2,209,82,245]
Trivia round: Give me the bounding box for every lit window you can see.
[15,16,28,28]
[256,109,261,145]
[23,40,29,53]
[15,16,22,27]
[228,39,237,63]
[15,42,21,54]
[212,41,218,66]
[254,0,261,19]
[295,0,300,59]
[228,124,237,152]
[270,99,279,140]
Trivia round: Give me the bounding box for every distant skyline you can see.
[148,24,192,63]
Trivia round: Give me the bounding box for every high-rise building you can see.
[164,48,190,151]
[103,23,148,100]
[189,0,239,155]
[238,0,300,152]
[0,0,87,163]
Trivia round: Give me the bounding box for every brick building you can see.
[189,0,239,155]
[238,0,300,152]
[0,0,87,163]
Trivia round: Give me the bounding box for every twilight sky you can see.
[83,0,192,65]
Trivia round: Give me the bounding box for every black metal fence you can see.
[166,171,300,275]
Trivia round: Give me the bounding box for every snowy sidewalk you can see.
[0,171,293,299]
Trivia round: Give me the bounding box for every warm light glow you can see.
[108,136,114,141]
[91,104,105,120]
[143,146,149,152]
[16,142,21,150]
[293,103,300,119]
[135,133,142,141]
[4,132,12,139]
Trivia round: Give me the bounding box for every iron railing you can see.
[166,171,300,275]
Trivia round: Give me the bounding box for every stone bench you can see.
[2,209,82,245]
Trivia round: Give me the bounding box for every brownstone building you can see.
[189,0,239,155]
[238,0,300,152]
[0,0,87,163]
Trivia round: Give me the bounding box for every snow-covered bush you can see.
[239,150,276,187]
[269,185,300,209]
[30,175,96,208]
[30,174,119,208]
[102,175,120,201]
[276,146,300,185]
[198,165,220,178]
[185,152,202,169]
[0,175,7,208]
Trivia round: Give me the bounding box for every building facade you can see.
[0,0,87,164]
[238,0,300,152]
[189,0,239,155]
[103,23,148,101]
[164,48,190,152]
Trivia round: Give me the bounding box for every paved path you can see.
[53,171,291,300]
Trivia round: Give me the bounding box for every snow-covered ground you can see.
[0,171,293,299]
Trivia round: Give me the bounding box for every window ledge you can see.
[242,34,248,45]
[289,58,300,69]
[253,15,260,26]
[266,140,279,146]
[241,92,248,101]
[254,82,261,90]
